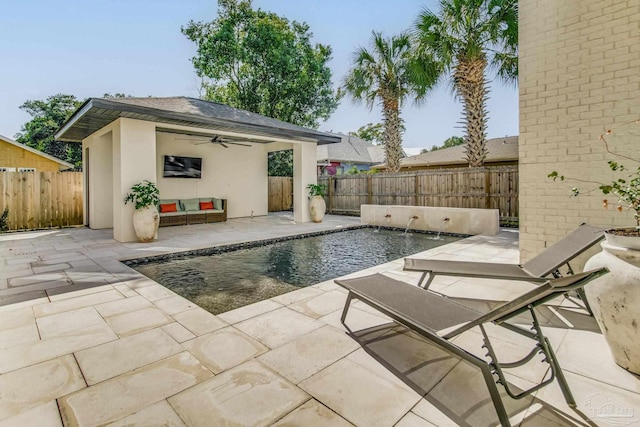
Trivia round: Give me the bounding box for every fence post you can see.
[414,174,419,206]
[327,176,333,214]
[367,175,373,205]
[484,169,491,209]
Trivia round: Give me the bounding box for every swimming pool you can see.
[133,228,461,314]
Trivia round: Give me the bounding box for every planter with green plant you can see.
[124,180,160,242]
[308,184,327,223]
[549,119,640,374]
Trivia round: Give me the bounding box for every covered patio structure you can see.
[55,97,340,242]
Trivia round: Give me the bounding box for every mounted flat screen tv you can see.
[163,155,202,178]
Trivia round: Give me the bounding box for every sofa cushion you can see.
[159,211,185,217]
[159,203,178,213]
[200,201,214,210]
[199,197,214,203]
[200,209,224,214]
[213,198,223,210]
[182,198,200,211]
[159,199,184,211]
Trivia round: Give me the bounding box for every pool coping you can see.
[122,225,470,267]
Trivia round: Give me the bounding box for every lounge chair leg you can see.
[341,292,354,327]
[480,364,511,427]
[544,336,576,407]
[575,287,594,316]
[423,273,435,290]
[417,272,427,287]
[529,308,576,407]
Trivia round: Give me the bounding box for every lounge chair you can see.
[335,268,608,427]
[404,223,604,315]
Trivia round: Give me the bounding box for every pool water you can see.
[134,228,461,314]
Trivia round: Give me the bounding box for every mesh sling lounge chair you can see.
[404,223,605,315]
[335,268,608,427]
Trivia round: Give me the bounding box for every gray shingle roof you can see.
[376,136,518,169]
[56,97,341,145]
[317,134,395,165]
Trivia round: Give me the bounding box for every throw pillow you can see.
[182,198,200,211]
[200,201,214,210]
[213,198,223,210]
[159,203,177,213]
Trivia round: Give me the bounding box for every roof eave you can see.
[56,98,341,145]
[55,98,94,142]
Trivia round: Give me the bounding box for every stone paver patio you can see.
[0,213,639,426]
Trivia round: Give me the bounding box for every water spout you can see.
[428,217,450,240]
[375,213,392,233]
[403,216,418,235]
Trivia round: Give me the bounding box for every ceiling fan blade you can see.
[174,137,208,141]
[225,142,252,147]
[220,142,229,148]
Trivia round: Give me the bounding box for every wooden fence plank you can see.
[268,176,293,211]
[272,166,518,222]
[0,171,83,231]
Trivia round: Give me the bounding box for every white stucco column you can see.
[83,130,114,229]
[292,142,317,223]
[112,118,157,242]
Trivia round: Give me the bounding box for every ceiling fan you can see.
[174,135,252,149]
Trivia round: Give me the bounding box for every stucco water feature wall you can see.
[360,205,500,236]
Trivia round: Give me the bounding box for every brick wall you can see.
[519,0,640,264]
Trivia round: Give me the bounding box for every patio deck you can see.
[0,213,638,426]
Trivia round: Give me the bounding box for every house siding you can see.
[0,138,64,172]
[519,0,640,264]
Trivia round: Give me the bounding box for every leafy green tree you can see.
[268,150,293,177]
[351,123,384,144]
[346,165,361,174]
[431,135,465,151]
[343,32,435,173]
[103,93,130,98]
[182,0,339,129]
[414,0,518,167]
[16,94,83,169]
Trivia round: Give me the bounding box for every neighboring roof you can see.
[55,96,341,145]
[317,134,394,165]
[375,136,518,169]
[0,133,74,170]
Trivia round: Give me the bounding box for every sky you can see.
[0,0,518,153]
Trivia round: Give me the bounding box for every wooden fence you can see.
[0,171,83,231]
[268,166,518,223]
[268,176,293,212]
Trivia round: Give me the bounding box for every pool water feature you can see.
[133,228,461,315]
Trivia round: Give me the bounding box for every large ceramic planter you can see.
[309,195,326,223]
[132,205,159,243]
[584,232,640,374]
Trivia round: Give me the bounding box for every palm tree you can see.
[343,32,431,173]
[414,0,518,167]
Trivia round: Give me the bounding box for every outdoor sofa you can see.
[158,198,227,227]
